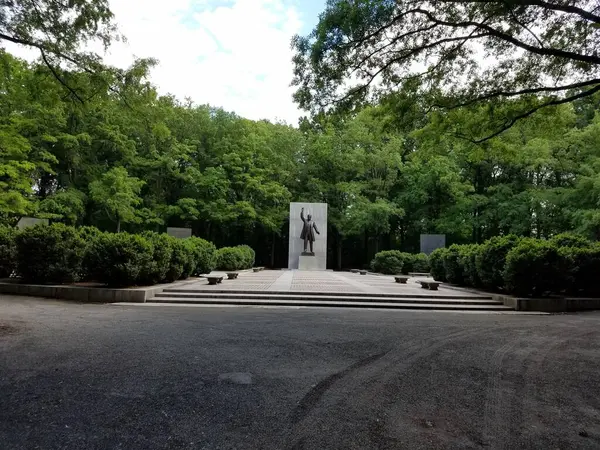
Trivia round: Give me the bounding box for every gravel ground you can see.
[1,296,600,450]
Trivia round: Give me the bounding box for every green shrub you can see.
[0,226,16,278]
[78,226,103,241]
[443,244,465,285]
[85,232,153,287]
[237,245,256,269]
[504,239,566,297]
[181,240,198,278]
[405,253,430,274]
[168,238,192,281]
[140,232,174,284]
[216,246,245,271]
[370,250,405,274]
[476,235,521,291]
[459,244,481,287]
[429,248,448,282]
[549,233,592,249]
[79,226,105,281]
[561,244,600,297]
[15,223,86,283]
[214,245,255,272]
[187,237,217,275]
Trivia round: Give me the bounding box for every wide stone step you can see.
[145,297,512,311]
[161,288,493,301]
[152,292,502,305]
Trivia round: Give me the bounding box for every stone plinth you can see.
[298,255,320,271]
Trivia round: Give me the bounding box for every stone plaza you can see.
[134,270,514,312]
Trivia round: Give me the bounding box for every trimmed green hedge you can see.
[166,238,189,282]
[370,251,430,275]
[0,226,16,278]
[475,235,521,291]
[459,244,481,288]
[0,224,230,287]
[140,232,174,285]
[406,253,431,274]
[216,245,256,271]
[187,237,217,275]
[15,223,87,284]
[85,232,154,287]
[429,248,448,282]
[431,234,599,297]
[564,245,600,297]
[549,233,592,249]
[238,245,256,269]
[443,245,464,285]
[370,250,404,274]
[503,239,564,297]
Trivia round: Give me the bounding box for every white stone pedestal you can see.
[298,255,320,271]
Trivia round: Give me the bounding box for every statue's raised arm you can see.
[300,207,306,223]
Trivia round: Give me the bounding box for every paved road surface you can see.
[1,296,600,449]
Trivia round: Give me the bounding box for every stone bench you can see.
[394,276,409,284]
[419,280,440,291]
[359,270,367,275]
[226,273,239,280]
[253,268,261,273]
[350,269,359,273]
[207,276,224,285]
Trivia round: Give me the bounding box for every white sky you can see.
[6,0,315,125]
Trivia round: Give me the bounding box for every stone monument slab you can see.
[167,227,192,239]
[16,217,48,230]
[420,234,446,255]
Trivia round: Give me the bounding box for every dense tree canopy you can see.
[2,0,600,269]
[292,0,600,140]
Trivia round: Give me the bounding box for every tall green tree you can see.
[89,167,144,232]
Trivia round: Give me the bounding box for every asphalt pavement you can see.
[1,296,600,449]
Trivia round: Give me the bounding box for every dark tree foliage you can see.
[292,0,600,140]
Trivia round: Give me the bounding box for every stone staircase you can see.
[142,287,512,311]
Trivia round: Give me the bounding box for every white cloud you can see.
[0,0,305,124]
[105,0,304,124]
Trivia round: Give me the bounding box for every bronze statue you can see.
[300,207,320,254]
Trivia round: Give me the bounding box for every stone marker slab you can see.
[420,234,446,255]
[167,227,192,239]
[16,217,48,230]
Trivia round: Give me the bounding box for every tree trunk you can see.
[336,230,342,271]
[270,232,276,268]
[364,231,369,268]
[117,218,121,233]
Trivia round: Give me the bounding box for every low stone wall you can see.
[0,280,193,303]
[493,294,600,312]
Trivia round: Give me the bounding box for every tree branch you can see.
[523,0,600,23]
[350,23,439,72]
[40,49,84,104]
[440,0,600,23]
[443,78,600,108]
[471,84,600,143]
[0,31,137,111]
[413,9,600,65]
